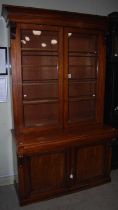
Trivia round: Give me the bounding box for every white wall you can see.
[0,0,118,186]
[0,17,13,185]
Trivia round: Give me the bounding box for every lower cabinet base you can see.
[16,176,111,206]
[13,127,116,206]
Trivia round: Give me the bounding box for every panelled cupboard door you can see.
[75,143,109,184]
[64,28,106,127]
[13,24,63,133]
[18,149,68,201]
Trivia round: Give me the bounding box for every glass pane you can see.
[68,33,97,52]
[69,100,96,123]
[21,30,58,50]
[21,28,60,127]
[23,82,58,100]
[69,81,96,98]
[68,31,97,123]
[23,102,59,127]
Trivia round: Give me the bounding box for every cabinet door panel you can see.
[75,144,106,182]
[22,150,67,195]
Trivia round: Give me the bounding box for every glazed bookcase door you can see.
[64,28,106,127]
[13,24,63,133]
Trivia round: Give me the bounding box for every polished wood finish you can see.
[2,5,116,205]
[14,126,115,205]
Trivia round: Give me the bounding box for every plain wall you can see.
[0,17,13,185]
[0,0,118,186]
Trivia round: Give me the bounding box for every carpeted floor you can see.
[0,170,118,210]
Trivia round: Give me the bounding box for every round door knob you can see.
[69,174,74,179]
[24,94,27,98]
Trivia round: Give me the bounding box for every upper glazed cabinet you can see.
[2,5,107,135]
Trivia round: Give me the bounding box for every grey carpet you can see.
[0,170,118,210]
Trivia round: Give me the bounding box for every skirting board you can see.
[0,175,14,186]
